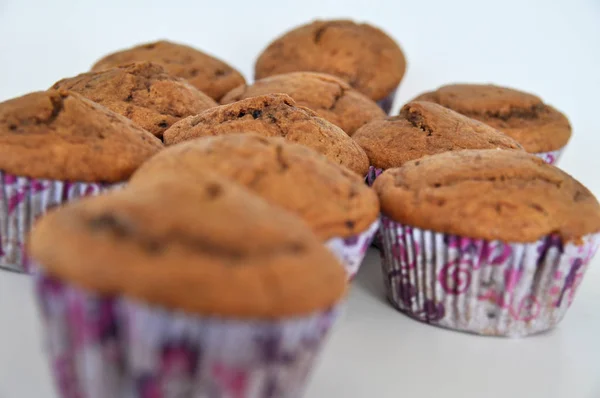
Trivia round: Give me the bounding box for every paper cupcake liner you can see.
[325,219,380,279]
[379,215,600,337]
[534,147,565,165]
[365,165,383,187]
[365,166,385,251]
[376,89,397,115]
[34,270,341,398]
[0,171,119,273]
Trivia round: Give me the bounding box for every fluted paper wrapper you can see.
[379,215,600,337]
[534,147,565,165]
[34,271,341,398]
[376,89,397,115]
[365,166,383,187]
[365,166,385,250]
[0,171,118,273]
[325,219,379,279]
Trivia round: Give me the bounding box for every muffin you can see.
[30,175,346,397]
[0,89,163,272]
[52,62,218,138]
[164,93,369,175]
[413,84,572,163]
[91,40,245,101]
[354,101,524,185]
[374,149,600,337]
[131,134,380,278]
[255,19,406,114]
[221,72,386,135]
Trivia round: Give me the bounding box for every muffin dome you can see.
[52,62,217,138]
[30,173,347,318]
[91,40,245,102]
[413,84,571,153]
[221,72,386,135]
[255,20,406,102]
[164,93,369,175]
[374,149,600,242]
[131,134,380,240]
[353,101,523,169]
[0,89,162,182]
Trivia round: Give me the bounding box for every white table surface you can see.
[1,0,600,397]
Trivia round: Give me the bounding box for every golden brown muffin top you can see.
[221,72,386,135]
[29,175,346,318]
[164,94,369,175]
[353,101,523,169]
[0,90,163,182]
[374,150,600,242]
[130,134,380,240]
[414,84,572,152]
[255,20,406,101]
[91,40,245,101]
[52,62,217,139]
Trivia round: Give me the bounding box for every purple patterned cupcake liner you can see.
[365,166,385,251]
[325,219,379,279]
[534,147,565,165]
[0,171,120,273]
[34,270,341,398]
[375,88,397,115]
[365,166,383,187]
[379,215,600,337]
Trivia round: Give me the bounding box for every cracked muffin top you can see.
[373,149,600,242]
[0,90,163,182]
[29,174,347,318]
[164,93,369,175]
[413,84,572,153]
[353,101,523,169]
[130,134,380,240]
[91,40,245,102]
[255,20,406,102]
[221,72,386,135]
[52,62,218,139]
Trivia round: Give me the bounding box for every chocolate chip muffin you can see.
[164,93,369,175]
[52,62,218,138]
[354,101,523,171]
[221,72,386,135]
[30,175,346,396]
[413,84,571,161]
[374,149,600,336]
[131,134,380,277]
[0,89,163,272]
[91,40,245,101]
[255,20,406,112]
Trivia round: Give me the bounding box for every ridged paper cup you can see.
[34,270,342,398]
[534,147,565,165]
[325,219,379,279]
[0,171,119,273]
[365,166,385,251]
[379,215,600,337]
[365,166,383,187]
[375,88,397,115]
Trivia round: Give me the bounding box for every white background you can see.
[0,0,599,397]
